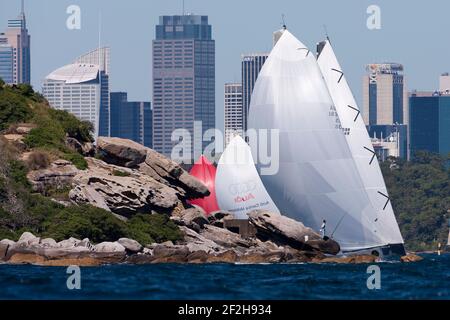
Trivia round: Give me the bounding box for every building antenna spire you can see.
[281,14,287,30]
[182,0,185,16]
[98,11,102,50]
[323,24,330,42]
[21,0,25,14]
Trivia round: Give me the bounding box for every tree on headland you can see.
[381,151,450,251]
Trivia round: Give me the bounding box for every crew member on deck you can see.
[320,219,326,239]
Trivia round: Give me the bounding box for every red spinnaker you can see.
[188,155,219,215]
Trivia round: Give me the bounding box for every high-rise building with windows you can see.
[42,63,102,137]
[409,91,450,157]
[241,53,268,131]
[152,14,215,161]
[110,92,152,148]
[224,83,243,146]
[0,0,30,84]
[73,47,110,137]
[363,63,408,126]
[0,44,13,83]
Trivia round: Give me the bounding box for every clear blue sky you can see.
[1,0,449,130]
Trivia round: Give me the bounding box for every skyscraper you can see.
[110,92,152,148]
[152,15,215,161]
[241,53,268,131]
[74,47,110,137]
[42,63,102,137]
[0,0,30,84]
[224,83,243,146]
[409,91,450,157]
[0,44,13,84]
[363,63,408,126]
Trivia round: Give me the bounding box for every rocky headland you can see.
[0,84,422,265]
[0,133,423,266]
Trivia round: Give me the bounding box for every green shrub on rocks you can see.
[127,214,183,245]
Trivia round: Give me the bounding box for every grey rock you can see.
[94,242,126,253]
[27,159,79,193]
[57,237,81,248]
[180,226,222,254]
[69,167,180,216]
[200,225,255,250]
[207,210,235,227]
[17,232,40,246]
[142,148,209,199]
[118,238,143,253]
[172,207,209,231]
[65,137,95,156]
[0,239,16,247]
[248,210,340,255]
[40,238,57,248]
[97,137,147,168]
[0,242,10,260]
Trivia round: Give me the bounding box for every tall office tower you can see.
[42,63,102,138]
[409,91,450,157]
[152,15,215,161]
[241,53,268,131]
[74,47,110,137]
[110,92,153,148]
[224,83,243,146]
[0,0,31,84]
[362,63,408,126]
[0,44,13,83]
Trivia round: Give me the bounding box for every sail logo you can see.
[229,181,257,195]
[229,181,257,204]
[234,193,255,203]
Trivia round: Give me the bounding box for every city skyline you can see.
[3,0,450,132]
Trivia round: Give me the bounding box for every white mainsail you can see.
[248,30,404,251]
[317,40,404,249]
[215,135,280,219]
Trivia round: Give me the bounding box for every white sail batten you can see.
[317,40,404,248]
[248,30,403,251]
[215,136,280,219]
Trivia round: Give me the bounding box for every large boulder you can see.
[207,211,235,228]
[172,207,209,231]
[69,167,181,216]
[180,226,222,253]
[17,232,40,246]
[117,238,143,253]
[200,225,255,251]
[27,159,79,193]
[97,137,147,168]
[141,148,209,199]
[150,244,190,263]
[0,242,10,260]
[248,210,340,255]
[65,137,95,156]
[94,242,126,253]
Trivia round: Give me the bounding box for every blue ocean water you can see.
[0,253,449,300]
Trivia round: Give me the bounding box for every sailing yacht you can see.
[248,29,405,257]
[188,155,220,215]
[215,135,280,219]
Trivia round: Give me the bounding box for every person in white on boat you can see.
[320,219,326,239]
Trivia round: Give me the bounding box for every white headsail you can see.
[215,135,280,219]
[317,40,404,249]
[248,30,404,251]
